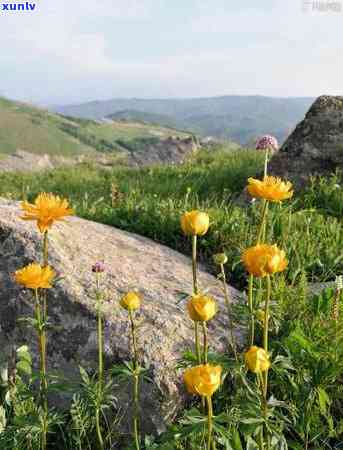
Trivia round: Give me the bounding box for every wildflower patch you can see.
[0,2,36,12]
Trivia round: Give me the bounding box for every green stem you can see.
[192,234,198,294]
[129,311,139,366]
[248,274,255,347]
[262,276,272,450]
[195,322,205,410]
[257,372,266,450]
[41,231,48,416]
[256,201,268,245]
[202,322,208,364]
[195,322,201,364]
[129,310,140,450]
[43,231,48,267]
[192,234,205,409]
[95,403,103,450]
[263,276,271,354]
[133,374,140,450]
[95,275,104,450]
[35,289,47,450]
[264,149,269,178]
[220,264,237,360]
[206,396,213,450]
[262,202,269,244]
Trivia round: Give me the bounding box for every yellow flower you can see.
[184,364,222,397]
[247,176,293,202]
[187,294,217,322]
[242,244,287,278]
[180,210,210,236]
[245,346,271,373]
[14,263,55,290]
[120,291,141,311]
[21,193,73,233]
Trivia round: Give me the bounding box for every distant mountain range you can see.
[54,95,315,145]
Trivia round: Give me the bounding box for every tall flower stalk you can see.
[213,253,237,360]
[246,176,293,346]
[243,244,287,449]
[14,263,55,450]
[120,291,142,450]
[181,210,210,365]
[40,231,49,416]
[192,234,201,364]
[19,192,73,450]
[92,262,106,450]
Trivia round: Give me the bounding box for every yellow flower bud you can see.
[180,210,210,236]
[120,291,141,311]
[184,364,222,397]
[213,253,228,265]
[242,244,287,278]
[187,294,217,322]
[245,346,271,373]
[256,309,265,323]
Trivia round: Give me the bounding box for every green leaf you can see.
[0,364,8,384]
[79,366,90,384]
[16,360,32,376]
[317,387,331,415]
[17,345,32,364]
[246,436,259,450]
[0,406,6,433]
[230,429,243,450]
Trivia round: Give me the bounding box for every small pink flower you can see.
[256,135,279,152]
[92,261,105,273]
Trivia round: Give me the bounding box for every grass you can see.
[0,147,341,289]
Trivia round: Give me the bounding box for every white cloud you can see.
[1,0,343,103]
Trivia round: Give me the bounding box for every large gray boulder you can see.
[269,95,343,186]
[0,198,244,434]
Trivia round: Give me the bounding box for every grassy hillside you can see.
[55,95,314,145]
[0,97,189,158]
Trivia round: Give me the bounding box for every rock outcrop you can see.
[0,137,197,173]
[126,136,197,166]
[269,95,343,186]
[0,199,244,434]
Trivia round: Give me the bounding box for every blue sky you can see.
[1,0,342,104]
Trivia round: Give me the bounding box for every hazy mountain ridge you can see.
[0,97,189,155]
[54,95,314,145]
[0,96,194,170]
